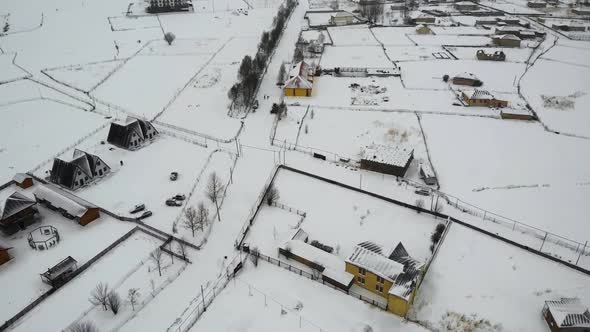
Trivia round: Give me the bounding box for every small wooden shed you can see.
[12,173,34,189]
[0,243,13,266]
[40,256,78,287]
[34,184,100,226]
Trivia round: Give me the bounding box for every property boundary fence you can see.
[270,201,306,217]
[252,251,388,311]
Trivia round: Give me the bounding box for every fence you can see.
[252,251,388,311]
[270,201,306,217]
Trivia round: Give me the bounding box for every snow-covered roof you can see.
[453,72,479,81]
[34,184,97,218]
[361,144,414,168]
[346,244,404,283]
[419,163,434,178]
[494,34,521,41]
[280,240,354,286]
[462,89,494,100]
[284,75,313,89]
[12,173,32,183]
[41,256,77,281]
[1,192,36,221]
[332,11,353,18]
[288,61,310,79]
[545,298,590,328]
[387,243,424,300]
[0,241,12,251]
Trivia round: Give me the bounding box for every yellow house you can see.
[284,61,313,97]
[345,242,424,317]
[416,24,434,35]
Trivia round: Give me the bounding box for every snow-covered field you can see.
[413,224,590,332]
[320,46,393,69]
[193,262,429,332]
[0,54,30,83]
[327,25,380,46]
[42,60,124,93]
[446,46,533,62]
[0,99,107,184]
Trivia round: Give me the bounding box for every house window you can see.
[97,161,100,166]
[99,169,103,176]
[375,284,384,292]
[376,276,384,284]
[357,275,365,284]
[74,181,78,186]
[359,267,366,276]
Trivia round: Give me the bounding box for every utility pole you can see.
[201,285,206,312]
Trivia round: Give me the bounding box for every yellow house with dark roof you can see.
[345,242,424,316]
[284,61,313,97]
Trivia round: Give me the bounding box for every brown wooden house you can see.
[40,256,78,287]
[34,184,100,226]
[462,89,508,108]
[360,144,414,177]
[1,192,39,235]
[12,173,34,189]
[0,243,13,266]
[543,298,590,332]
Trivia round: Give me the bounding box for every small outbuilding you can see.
[476,49,506,61]
[0,243,13,266]
[542,298,590,332]
[572,8,590,15]
[107,117,159,151]
[0,192,39,235]
[527,1,547,8]
[419,163,437,186]
[454,1,479,11]
[416,24,434,35]
[492,34,522,47]
[462,89,508,108]
[360,144,414,177]
[50,149,111,190]
[330,11,354,26]
[552,24,587,32]
[12,173,34,189]
[34,184,100,226]
[40,256,78,287]
[501,108,535,120]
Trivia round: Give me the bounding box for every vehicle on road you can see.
[139,211,153,219]
[166,199,182,207]
[130,204,145,214]
[173,194,186,201]
[170,172,178,181]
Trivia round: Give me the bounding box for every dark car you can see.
[415,189,431,196]
[139,211,153,219]
[166,199,182,207]
[174,194,186,201]
[130,204,145,214]
[170,172,178,181]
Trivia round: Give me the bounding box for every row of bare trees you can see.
[228,0,297,110]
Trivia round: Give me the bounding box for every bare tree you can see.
[277,62,287,85]
[196,202,209,231]
[107,291,121,315]
[177,239,187,261]
[67,321,100,332]
[293,47,304,63]
[150,248,164,277]
[266,185,280,205]
[89,282,109,311]
[183,206,198,237]
[206,172,224,222]
[164,32,176,45]
[127,288,140,311]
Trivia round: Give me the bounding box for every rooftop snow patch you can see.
[1,192,36,221]
[34,184,97,218]
[545,298,590,328]
[494,34,521,41]
[347,245,404,283]
[462,89,495,100]
[362,144,414,168]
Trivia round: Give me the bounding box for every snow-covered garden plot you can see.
[420,115,590,241]
[370,27,417,46]
[412,224,590,332]
[385,46,451,62]
[42,60,124,93]
[0,187,133,323]
[91,52,213,119]
[49,134,211,232]
[0,99,107,184]
[300,29,332,44]
[0,54,30,84]
[327,25,380,46]
[408,34,491,46]
[446,46,533,62]
[521,59,590,137]
[157,59,244,140]
[193,262,429,332]
[286,76,471,115]
[480,0,544,14]
[400,59,525,92]
[275,107,430,174]
[139,38,225,57]
[320,46,393,69]
[429,26,492,35]
[10,230,163,332]
[305,11,335,27]
[108,15,160,31]
[541,44,590,67]
[246,169,440,263]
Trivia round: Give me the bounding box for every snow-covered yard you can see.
[193,261,429,332]
[42,59,124,93]
[320,46,393,69]
[412,223,590,332]
[446,46,533,62]
[0,54,30,83]
[327,25,380,46]
[0,99,107,184]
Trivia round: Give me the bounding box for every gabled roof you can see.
[453,72,479,81]
[462,89,494,100]
[34,184,96,218]
[284,75,313,89]
[347,244,404,283]
[12,173,32,183]
[546,298,590,328]
[1,192,36,221]
[494,34,521,41]
[107,117,157,148]
[361,144,414,168]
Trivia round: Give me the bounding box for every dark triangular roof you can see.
[358,241,383,255]
[1,192,36,221]
[107,118,148,149]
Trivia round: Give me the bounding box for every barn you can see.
[49,149,111,190]
[12,173,34,189]
[0,192,39,235]
[360,144,414,177]
[34,184,100,226]
[40,256,78,287]
[0,243,13,266]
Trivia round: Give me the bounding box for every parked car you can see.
[415,189,431,196]
[252,100,259,109]
[139,211,153,219]
[130,204,145,214]
[173,194,186,201]
[170,172,178,181]
[166,199,182,207]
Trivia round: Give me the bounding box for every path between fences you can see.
[235,165,590,276]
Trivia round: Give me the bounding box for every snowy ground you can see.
[193,261,429,332]
[413,223,590,332]
[320,45,393,69]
